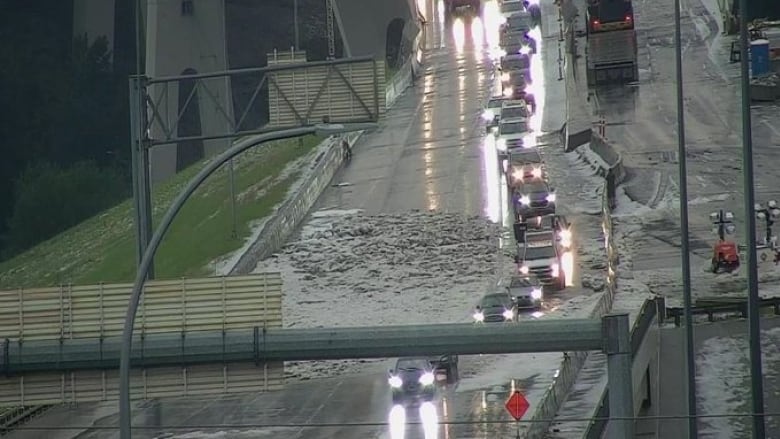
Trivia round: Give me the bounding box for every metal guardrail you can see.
[666,297,780,326]
[583,298,660,438]
[0,405,50,434]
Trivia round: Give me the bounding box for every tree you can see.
[3,161,129,257]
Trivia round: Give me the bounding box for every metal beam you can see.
[2,321,603,374]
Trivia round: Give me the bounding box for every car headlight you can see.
[496,138,507,151]
[532,167,543,178]
[388,376,403,388]
[503,87,514,97]
[531,288,543,300]
[501,72,511,82]
[473,311,485,322]
[551,263,560,277]
[519,45,532,55]
[519,195,530,205]
[519,265,530,274]
[419,372,435,386]
[482,109,495,121]
[546,193,556,202]
[511,167,524,182]
[559,229,572,248]
[503,309,515,320]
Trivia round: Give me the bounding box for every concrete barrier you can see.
[526,185,619,437]
[563,26,592,152]
[229,131,363,275]
[386,54,416,109]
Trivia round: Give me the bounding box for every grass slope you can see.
[0,136,321,289]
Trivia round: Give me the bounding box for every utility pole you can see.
[673,0,695,435]
[738,0,767,433]
[326,0,336,59]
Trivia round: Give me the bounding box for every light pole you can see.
[118,123,377,439]
[293,0,300,51]
[754,200,780,248]
[673,0,697,434]
[710,209,736,241]
[737,0,767,433]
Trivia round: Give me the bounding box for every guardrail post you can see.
[603,313,634,439]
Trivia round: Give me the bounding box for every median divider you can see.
[562,23,592,153]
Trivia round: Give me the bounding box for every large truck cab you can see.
[586,0,634,34]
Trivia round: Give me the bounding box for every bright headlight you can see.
[503,309,515,320]
[388,376,403,388]
[511,167,524,182]
[473,311,484,322]
[496,138,507,151]
[501,72,511,82]
[519,265,530,274]
[519,195,530,205]
[546,193,556,202]
[551,263,560,277]
[531,288,542,299]
[559,229,572,247]
[482,109,495,121]
[532,167,542,178]
[503,87,513,97]
[419,372,435,386]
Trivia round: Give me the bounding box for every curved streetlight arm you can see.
[118,123,375,439]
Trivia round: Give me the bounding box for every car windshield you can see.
[488,99,503,108]
[480,295,508,308]
[502,107,528,119]
[500,122,527,134]
[501,1,523,14]
[525,245,556,259]
[509,277,535,288]
[396,358,429,371]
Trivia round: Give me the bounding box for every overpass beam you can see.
[604,313,635,438]
[1,320,604,375]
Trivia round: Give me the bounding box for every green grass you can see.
[0,135,322,289]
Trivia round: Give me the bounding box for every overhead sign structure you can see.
[505,390,530,421]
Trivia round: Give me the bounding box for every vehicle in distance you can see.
[482,96,506,132]
[502,10,535,33]
[516,233,566,290]
[501,70,529,99]
[499,274,543,310]
[500,99,531,120]
[500,0,525,17]
[513,180,556,217]
[500,54,531,81]
[388,358,437,404]
[524,214,572,249]
[496,117,530,155]
[586,0,634,34]
[473,290,519,322]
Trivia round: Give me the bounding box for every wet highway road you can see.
[9,1,610,438]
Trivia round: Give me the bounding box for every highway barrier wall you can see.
[575,133,627,185]
[526,180,619,437]
[562,22,592,153]
[0,275,284,405]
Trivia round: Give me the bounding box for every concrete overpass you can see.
[73,0,422,183]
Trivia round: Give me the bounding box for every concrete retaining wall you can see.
[229,131,363,275]
[562,24,592,153]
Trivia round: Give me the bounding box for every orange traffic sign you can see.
[505,390,530,421]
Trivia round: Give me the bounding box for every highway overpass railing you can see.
[666,296,780,326]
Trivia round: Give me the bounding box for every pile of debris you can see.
[751,73,780,101]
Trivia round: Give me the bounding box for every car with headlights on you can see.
[499,274,543,310]
[512,180,556,218]
[500,53,531,78]
[473,291,518,323]
[496,117,530,155]
[388,358,437,405]
[482,96,506,132]
[523,214,572,249]
[515,233,566,290]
